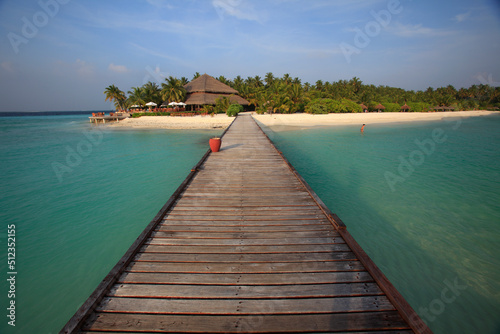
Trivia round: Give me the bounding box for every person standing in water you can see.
[361,124,366,133]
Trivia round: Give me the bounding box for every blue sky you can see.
[0,0,499,111]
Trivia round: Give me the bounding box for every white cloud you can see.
[454,12,471,23]
[212,0,266,22]
[54,59,95,78]
[108,63,128,73]
[145,0,174,9]
[129,43,192,68]
[387,23,454,37]
[75,59,94,77]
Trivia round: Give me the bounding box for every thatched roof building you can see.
[184,74,249,108]
[374,103,385,112]
[400,104,410,112]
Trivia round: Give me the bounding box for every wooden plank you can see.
[162,215,326,221]
[81,331,414,334]
[109,282,384,299]
[151,231,339,239]
[118,271,375,285]
[96,296,396,314]
[127,261,365,273]
[156,224,331,232]
[141,244,351,254]
[134,251,357,263]
[83,312,410,333]
[161,219,331,225]
[146,237,342,246]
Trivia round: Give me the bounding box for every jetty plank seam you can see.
[61,113,431,333]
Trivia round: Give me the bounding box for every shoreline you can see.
[253,110,499,130]
[108,114,234,130]
[107,110,499,130]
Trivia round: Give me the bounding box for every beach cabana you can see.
[400,104,410,112]
[360,104,368,113]
[374,103,385,112]
[184,74,249,111]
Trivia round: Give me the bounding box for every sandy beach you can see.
[108,110,498,130]
[109,114,234,129]
[253,110,499,129]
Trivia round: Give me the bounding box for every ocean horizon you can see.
[0,113,499,333]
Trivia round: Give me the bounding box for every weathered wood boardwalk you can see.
[62,113,431,333]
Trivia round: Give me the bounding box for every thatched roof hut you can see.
[184,74,249,108]
[374,103,385,112]
[400,104,410,112]
[360,104,368,112]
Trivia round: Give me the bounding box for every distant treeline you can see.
[104,72,500,113]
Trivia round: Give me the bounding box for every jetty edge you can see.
[60,113,431,333]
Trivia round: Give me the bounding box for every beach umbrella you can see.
[146,102,157,107]
[168,102,178,106]
[177,102,187,106]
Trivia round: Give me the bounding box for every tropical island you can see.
[103,72,500,129]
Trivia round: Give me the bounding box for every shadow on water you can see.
[258,120,500,334]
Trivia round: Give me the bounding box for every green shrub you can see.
[306,98,362,113]
[226,104,244,117]
[383,103,400,112]
[215,96,231,114]
[407,102,431,112]
[305,99,330,114]
[338,99,363,113]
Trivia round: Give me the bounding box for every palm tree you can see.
[282,73,291,85]
[265,72,275,87]
[161,76,187,103]
[192,72,201,80]
[233,75,244,90]
[127,87,146,107]
[142,81,162,105]
[218,75,230,86]
[349,77,362,95]
[254,75,263,87]
[104,84,126,110]
[315,80,324,92]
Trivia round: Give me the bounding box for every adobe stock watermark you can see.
[340,0,406,64]
[52,127,103,183]
[412,277,468,325]
[385,118,462,192]
[213,0,242,20]
[7,0,70,54]
[143,65,169,85]
[476,73,500,87]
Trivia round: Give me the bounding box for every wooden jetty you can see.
[61,113,432,333]
[89,114,128,124]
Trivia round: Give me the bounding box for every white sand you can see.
[109,114,234,129]
[253,110,499,129]
[108,111,498,130]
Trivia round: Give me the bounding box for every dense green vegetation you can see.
[104,73,500,113]
[226,103,244,117]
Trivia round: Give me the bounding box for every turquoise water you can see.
[0,115,221,333]
[260,115,500,334]
[1,114,499,333]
